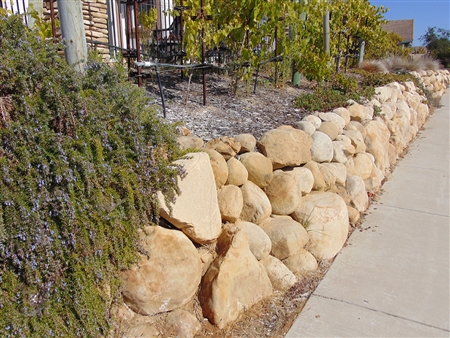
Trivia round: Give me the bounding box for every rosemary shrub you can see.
[0,14,182,337]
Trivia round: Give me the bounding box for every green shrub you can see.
[0,14,182,337]
[295,74,375,113]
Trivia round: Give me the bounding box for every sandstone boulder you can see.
[258,125,312,169]
[347,121,367,139]
[295,120,316,135]
[206,138,237,160]
[234,133,256,153]
[121,226,203,316]
[259,215,309,260]
[226,157,248,186]
[199,226,273,329]
[318,112,346,133]
[124,323,160,338]
[264,170,301,215]
[239,152,273,188]
[261,255,298,290]
[346,175,369,212]
[164,309,201,338]
[291,166,314,195]
[317,121,339,140]
[332,140,353,163]
[333,107,351,126]
[158,152,222,244]
[416,103,429,128]
[346,152,374,180]
[347,206,361,225]
[311,131,333,163]
[319,162,337,189]
[321,162,347,186]
[217,185,244,223]
[176,136,204,150]
[236,220,272,261]
[363,119,391,174]
[291,192,349,260]
[282,248,318,275]
[302,115,322,128]
[343,129,366,153]
[381,103,395,120]
[206,149,229,189]
[348,103,372,122]
[303,161,327,191]
[240,180,272,224]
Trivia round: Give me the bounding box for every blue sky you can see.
[370,0,450,46]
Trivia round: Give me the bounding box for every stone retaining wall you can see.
[117,69,450,337]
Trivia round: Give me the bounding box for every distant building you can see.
[381,19,414,48]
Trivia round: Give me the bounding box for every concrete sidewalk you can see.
[286,90,450,337]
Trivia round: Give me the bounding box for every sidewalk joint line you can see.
[371,203,449,218]
[313,294,450,333]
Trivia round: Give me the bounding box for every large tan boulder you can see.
[311,131,333,163]
[217,185,244,223]
[319,162,337,189]
[291,192,349,260]
[282,248,318,276]
[234,133,256,153]
[317,121,339,140]
[363,119,391,174]
[206,148,229,189]
[348,103,372,122]
[332,141,352,163]
[416,103,429,128]
[295,120,316,135]
[374,86,393,103]
[347,121,367,139]
[239,152,273,188]
[346,152,374,180]
[392,108,410,146]
[346,175,369,212]
[258,125,312,169]
[240,180,272,224]
[333,107,351,126]
[318,112,346,133]
[404,91,421,110]
[321,162,347,186]
[199,226,273,329]
[163,309,201,338]
[264,170,301,215]
[343,129,366,153]
[291,167,314,195]
[259,215,309,260]
[303,161,327,191]
[261,255,298,290]
[205,138,237,160]
[302,115,322,128]
[121,226,202,316]
[176,136,204,151]
[236,220,272,261]
[381,103,395,120]
[347,206,361,225]
[226,157,248,186]
[158,152,222,244]
[124,323,160,338]
[364,165,384,193]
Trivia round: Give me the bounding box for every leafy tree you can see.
[421,27,450,68]
[179,0,400,84]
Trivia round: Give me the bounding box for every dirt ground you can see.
[142,68,313,141]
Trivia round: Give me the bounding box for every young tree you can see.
[421,27,450,68]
